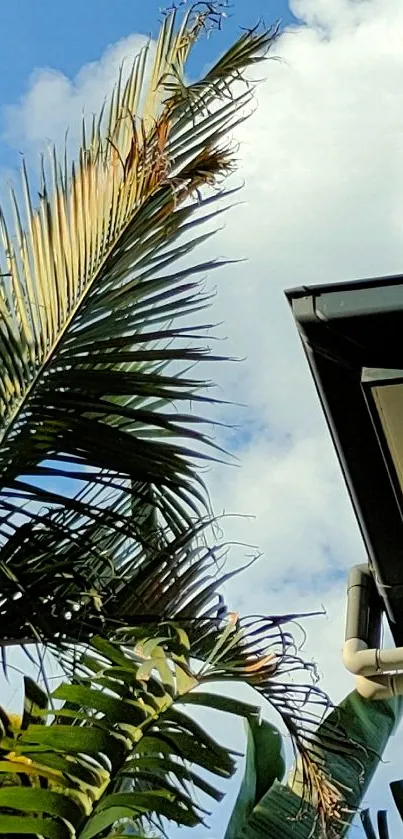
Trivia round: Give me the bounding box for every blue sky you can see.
[0,0,296,174]
[1,0,403,836]
[0,0,295,107]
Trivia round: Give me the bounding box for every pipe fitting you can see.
[343,564,403,698]
[343,637,377,676]
[356,673,403,701]
[343,637,403,677]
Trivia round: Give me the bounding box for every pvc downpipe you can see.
[343,563,403,699]
[345,564,375,645]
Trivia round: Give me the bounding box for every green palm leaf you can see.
[4,600,383,837]
[224,715,285,839]
[0,622,256,836]
[57,608,367,828]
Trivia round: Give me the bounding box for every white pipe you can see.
[356,673,403,700]
[343,564,403,698]
[343,637,403,677]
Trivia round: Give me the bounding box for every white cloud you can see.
[206,0,403,828]
[2,33,149,154]
[3,0,403,832]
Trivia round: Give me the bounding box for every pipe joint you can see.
[343,564,403,699]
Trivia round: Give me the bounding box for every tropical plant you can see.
[3,640,402,838]
[0,2,384,837]
[0,619,326,839]
[0,0,275,652]
[224,690,403,839]
[0,622,260,837]
[0,613,345,838]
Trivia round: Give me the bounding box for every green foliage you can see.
[0,614,320,838]
[0,610,364,837]
[0,625,232,835]
[224,716,285,839]
[223,691,403,839]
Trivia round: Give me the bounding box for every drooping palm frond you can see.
[0,622,265,837]
[0,6,279,647]
[1,610,386,836]
[51,598,360,832]
[0,502,237,650]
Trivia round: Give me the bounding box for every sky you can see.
[1,0,403,836]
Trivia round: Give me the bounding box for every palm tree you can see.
[0,1,268,652]
[0,618,338,838]
[0,3,380,837]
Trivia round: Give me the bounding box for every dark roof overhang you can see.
[286,274,403,643]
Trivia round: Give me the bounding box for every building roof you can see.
[286,274,403,643]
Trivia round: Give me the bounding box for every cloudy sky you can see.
[1,0,403,835]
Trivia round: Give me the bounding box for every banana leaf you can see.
[224,716,285,839]
[224,690,403,838]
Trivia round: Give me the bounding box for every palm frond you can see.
[0,9,279,646]
[0,505,232,648]
[0,623,260,837]
[0,611,371,836]
[55,602,357,830]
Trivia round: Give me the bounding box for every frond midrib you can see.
[0,180,169,454]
